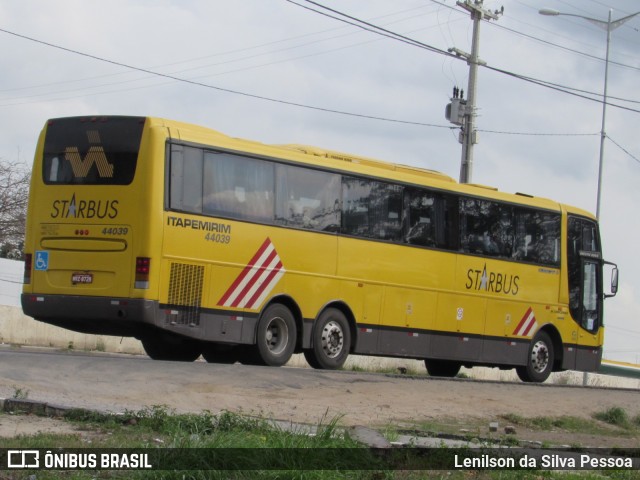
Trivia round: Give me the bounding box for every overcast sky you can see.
[0,0,638,363]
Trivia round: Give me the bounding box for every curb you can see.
[1,397,72,418]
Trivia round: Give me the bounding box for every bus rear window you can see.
[42,116,145,185]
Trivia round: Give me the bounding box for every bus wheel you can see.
[305,308,351,370]
[424,360,461,378]
[516,330,554,383]
[141,335,201,362]
[202,343,239,364]
[255,304,297,367]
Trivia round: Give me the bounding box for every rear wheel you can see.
[516,330,554,383]
[304,308,351,370]
[255,304,297,366]
[141,334,201,362]
[424,359,461,378]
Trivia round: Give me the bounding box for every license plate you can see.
[71,273,93,284]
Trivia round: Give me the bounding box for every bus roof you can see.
[147,116,593,219]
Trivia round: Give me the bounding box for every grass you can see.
[500,407,640,441]
[592,407,640,430]
[2,407,397,479]
[11,385,29,400]
[2,406,639,479]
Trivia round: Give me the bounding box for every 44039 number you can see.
[102,227,129,236]
[205,232,231,244]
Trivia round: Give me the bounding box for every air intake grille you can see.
[167,262,204,326]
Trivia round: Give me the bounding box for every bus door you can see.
[567,216,605,371]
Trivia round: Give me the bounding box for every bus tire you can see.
[516,330,554,383]
[304,308,351,370]
[255,304,297,367]
[424,359,461,378]
[202,343,239,364]
[141,335,201,362]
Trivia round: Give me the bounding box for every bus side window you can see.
[404,189,436,247]
[341,177,402,241]
[459,199,513,258]
[169,145,203,214]
[203,152,274,223]
[513,210,560,266]
[275,165,341,232]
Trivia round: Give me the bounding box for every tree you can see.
[0,159,30,259]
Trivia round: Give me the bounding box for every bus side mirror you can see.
[610,267,619,295]
[604,261,618,298]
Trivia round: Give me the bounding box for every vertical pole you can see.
[459,7,482,184]
[595,9,612,221]
[584,9,612,388]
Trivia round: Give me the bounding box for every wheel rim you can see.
[530,339,549,373]
[321,320,344,358]
[264,316,289,356]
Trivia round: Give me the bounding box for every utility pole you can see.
[446,1,502,184]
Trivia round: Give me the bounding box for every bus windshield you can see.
[42,116,145,185]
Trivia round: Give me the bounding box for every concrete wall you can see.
[0,305,144,355]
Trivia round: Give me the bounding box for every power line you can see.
[1,6,638,143]
[478,129,598,137]
[490,22,640,74]
[0,26,602,136]
[286,0,640,112]
[285,0,640,156]
[431,0,640,67]
[484,64,640,114]
[0,27,451,129]
[0,3,444,99]
[608,135,640,164]
[1,10,457,106]
[284,0,454,57]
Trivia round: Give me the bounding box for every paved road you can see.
[1,346,638,427]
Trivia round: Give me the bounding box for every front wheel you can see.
[516,330,554,383]
[304,308,351,370]
[255,304,297,366]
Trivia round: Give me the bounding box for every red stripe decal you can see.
[229,249,278,308]
[218,238,272,306]
[513,307,532,334]
[245,260,283,308]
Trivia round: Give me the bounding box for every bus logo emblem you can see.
[64,130,114,178]
[217,238,285,309]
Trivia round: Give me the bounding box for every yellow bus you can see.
[22,116,618,382]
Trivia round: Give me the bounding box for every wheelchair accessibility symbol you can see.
[35,251,49,271]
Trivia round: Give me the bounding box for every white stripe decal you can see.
[238,254,283,308]
[514,308,538,337]
[218,238,286,310]
[246,268,286,309]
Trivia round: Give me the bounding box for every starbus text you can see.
[51,196,119,219]
[465,265,520,295]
